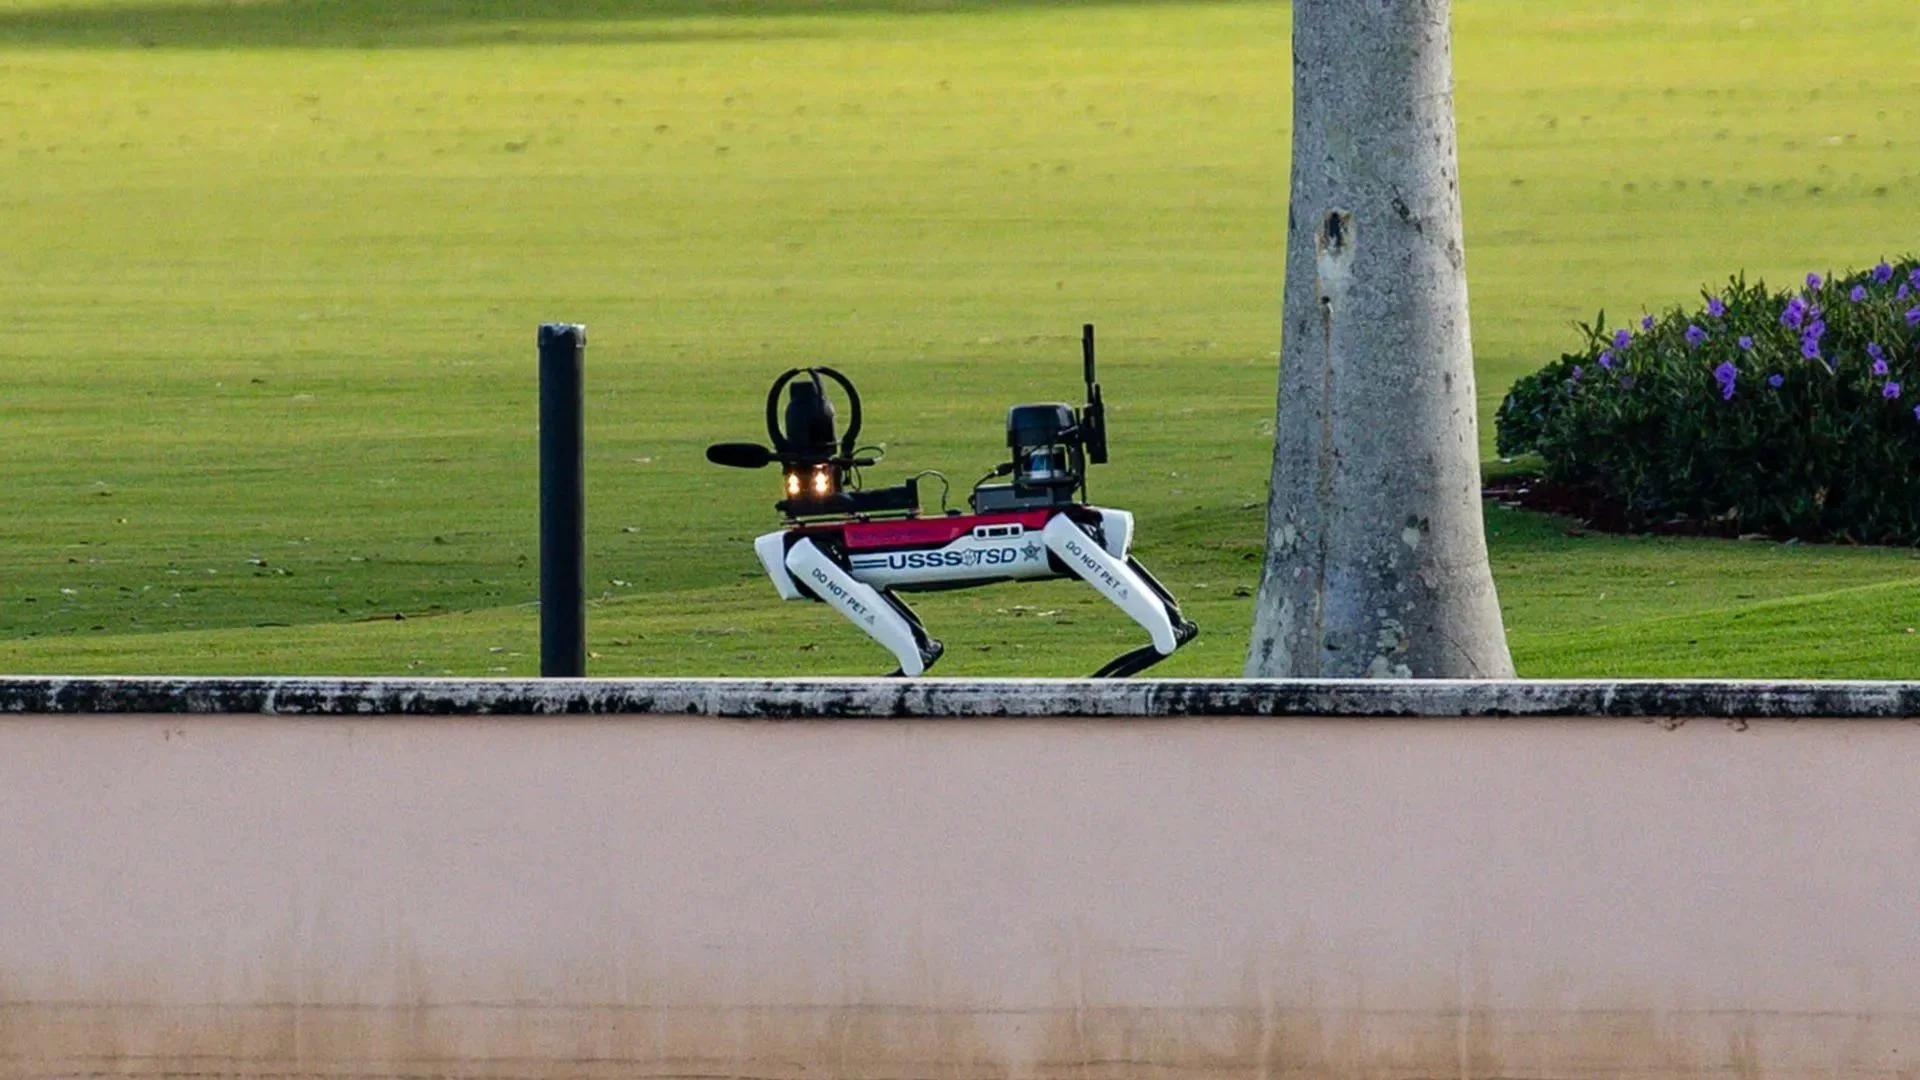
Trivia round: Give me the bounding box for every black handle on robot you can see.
[763,365,863,462]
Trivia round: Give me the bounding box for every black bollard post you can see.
[538,323,587,678]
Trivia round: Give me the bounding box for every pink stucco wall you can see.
[1,713,1914,1078]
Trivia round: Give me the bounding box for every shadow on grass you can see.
[0,0,1272,50]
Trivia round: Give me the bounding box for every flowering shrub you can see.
[1496,259,1920,543]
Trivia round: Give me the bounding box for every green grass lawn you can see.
[3,0,1920,678]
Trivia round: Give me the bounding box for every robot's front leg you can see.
[782,538,944,676]
[876,590,944,676]
[1040,515,1198,677]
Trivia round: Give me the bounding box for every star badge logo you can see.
[1021,542,1043,562]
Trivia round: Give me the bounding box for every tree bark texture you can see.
[1245,0,1513,678]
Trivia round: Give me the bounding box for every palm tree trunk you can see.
[1246,0,1513,678]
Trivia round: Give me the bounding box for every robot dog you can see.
[705,325,1196,676]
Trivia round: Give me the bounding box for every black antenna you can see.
[1081,323,1107,465]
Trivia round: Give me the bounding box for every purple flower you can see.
[1875,262,1895,284]
[1782,296,1808,329]
[1707,296,1727,318]
[1571,365,1584,381]
[1768,373,1785,388]
[1808,317,1826,339]
[1714,361,1738,400]
[1908,307,1920,327]
[1886,382,1903,400]
[1807,272,1824,290]
[1620,375,1637,390]
[1613,328,1632,350]
[1913,403,1919,422]
[1598,349,1615,369]
[1910,267,1920,288]
[1802,338,1824,361]
[1738,335,1754,351]
[1685,324,1707,348]
[1851,285,1868,303]
[1870,342,1886,361]
[1874,358,1890,376]
[1641,315,1655,331]
[1901,284,1912,301]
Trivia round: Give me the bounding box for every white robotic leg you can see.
[784,538,933,676]
[1041,514,1179,655]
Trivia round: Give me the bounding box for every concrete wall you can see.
[3,697,1918,1078]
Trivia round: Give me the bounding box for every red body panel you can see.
[798,510,1057,551]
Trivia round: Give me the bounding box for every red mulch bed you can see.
[1482,477,1752,540]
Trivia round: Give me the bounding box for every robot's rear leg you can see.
[1040,516,1197,677]
[1089,566,1199,677]
[1123,553,1199,646]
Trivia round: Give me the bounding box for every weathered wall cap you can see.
[4,676,1920,718]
